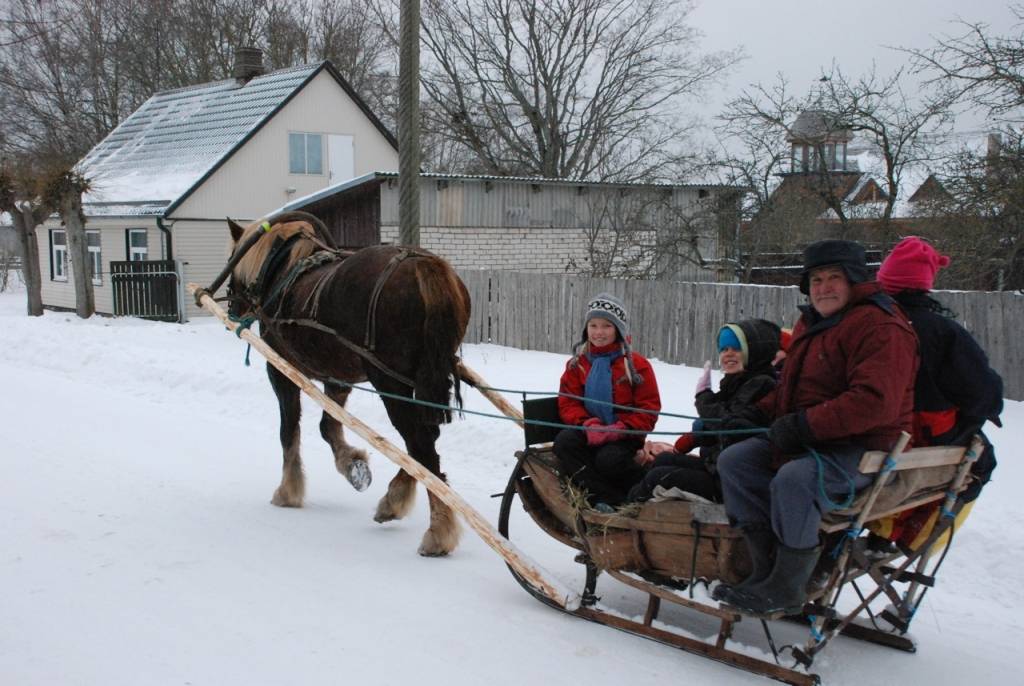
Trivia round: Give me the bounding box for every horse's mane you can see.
[232,221,319,286]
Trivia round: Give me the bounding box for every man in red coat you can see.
[714,240,918,615]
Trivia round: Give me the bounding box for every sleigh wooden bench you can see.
[498,397,984,685]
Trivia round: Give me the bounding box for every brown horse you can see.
[223,215,470,556]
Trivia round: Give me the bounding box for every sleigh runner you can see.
[498,397,984,685]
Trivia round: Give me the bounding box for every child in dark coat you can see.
[628,318,781,503]
[554,293,662,510]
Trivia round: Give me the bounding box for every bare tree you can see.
[569,187,727,279]
[712,65,955,279]
[404,0,740,181]
[0,163,57,316]
[818,64,956,229]
[913,132,1024,291]
[0,0,395,164]
[908,5,1024,123]
[45,170,93,317]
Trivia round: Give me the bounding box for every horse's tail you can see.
[413,256,470,424]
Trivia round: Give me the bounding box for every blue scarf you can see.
[584,348,623,424]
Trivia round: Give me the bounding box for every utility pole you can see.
[398,0,421,246]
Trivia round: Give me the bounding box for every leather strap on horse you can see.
[364,248,427,351]
[268,315,416,389]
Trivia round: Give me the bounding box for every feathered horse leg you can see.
[321,381,372,491]
[267,363,305,507]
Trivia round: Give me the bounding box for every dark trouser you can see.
[716,437,872,549]
[553,428,645,506]
[628,452,720,503]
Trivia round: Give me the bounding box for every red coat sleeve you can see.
[617,355,661,433]
[557,359,590,426]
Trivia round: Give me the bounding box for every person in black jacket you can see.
[876,237,1002,511]
[628,318,782,503]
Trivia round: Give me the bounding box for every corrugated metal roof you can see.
[269,171,740,222]
[78,64,321,207]
[376,171,738,190]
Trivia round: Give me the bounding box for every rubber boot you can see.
[722,544,821,615]
[711,526,775,601]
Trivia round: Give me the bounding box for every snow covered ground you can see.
[2,285,1021,686]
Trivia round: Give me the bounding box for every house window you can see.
[50,229,67,281]
[87,230,102,285]
[289,132,323,174]
[792,144,808,172]
[824,143,835,171]
[835,142,847,171]
[127,228,148,261]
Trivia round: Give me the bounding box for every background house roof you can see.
[76,61,395,217]
[788,109,853,143]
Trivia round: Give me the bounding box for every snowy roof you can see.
[77,61,395,218]
[272,171,739,218]
[815,131,994,220]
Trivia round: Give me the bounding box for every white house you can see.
[37,49,398,321]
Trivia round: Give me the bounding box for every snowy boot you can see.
[722,544,820,615]
[712,526,775,601]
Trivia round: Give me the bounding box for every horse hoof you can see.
[417,530,455,557]
[271,489,302,508]
[418,543,451,558]
[346,460,372,492]
[373,507,397,523]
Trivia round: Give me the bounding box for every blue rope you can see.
[811,447,857,511]
[328,379,770,438]
[228,314,257,367]
[475,384,711,421]
[807,615,824,642]
[831,524,861,559]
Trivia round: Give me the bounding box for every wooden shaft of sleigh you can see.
[188,283,581,611]
[456,361,524,427]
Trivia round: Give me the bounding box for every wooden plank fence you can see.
[111,260,181,322]
[458,269,1024,401]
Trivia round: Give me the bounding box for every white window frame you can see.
[289,131,324,175]
[51,229,68,281]
[127,228,148,261]
[87,230,102,285]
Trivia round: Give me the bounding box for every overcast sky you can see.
[688,0,1019,133]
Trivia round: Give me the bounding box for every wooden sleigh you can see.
[498,398,985,685]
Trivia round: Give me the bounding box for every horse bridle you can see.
[199,215,421,389]
[193,210,338,308]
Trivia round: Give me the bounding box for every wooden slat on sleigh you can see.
[515,447,752,584]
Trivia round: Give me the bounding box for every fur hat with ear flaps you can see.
[799,239,870,295]
[572,293,641,384]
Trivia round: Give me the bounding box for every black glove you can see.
[767,412,812,454]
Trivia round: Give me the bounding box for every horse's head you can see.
[224,217,319,319]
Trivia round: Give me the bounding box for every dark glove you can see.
[767,412,812,454]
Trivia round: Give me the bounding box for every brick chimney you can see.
[233,46,264,84]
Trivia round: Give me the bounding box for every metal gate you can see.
[111,259,181,322]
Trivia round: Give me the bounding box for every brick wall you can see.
[381,224,597,272]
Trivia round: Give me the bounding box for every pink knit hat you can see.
[877,237,951,294]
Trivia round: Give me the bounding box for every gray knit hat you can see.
[574,292,641,384]
[584,292,629,341]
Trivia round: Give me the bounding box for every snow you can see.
[1,285,1021,685]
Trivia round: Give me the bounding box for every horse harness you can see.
[232,235,430,389]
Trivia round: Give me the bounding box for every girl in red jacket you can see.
[554,293,661,511]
